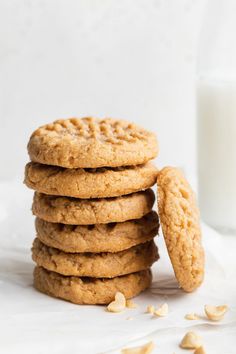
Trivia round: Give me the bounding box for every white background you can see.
[0,0,206,181]
[1,3,236,354]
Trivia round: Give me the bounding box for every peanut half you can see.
[107,292,126,313]
[204,304,228,321]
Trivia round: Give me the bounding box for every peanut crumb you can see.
[194,346,206,354]
[146,305,155,314]
[154,303,168,317]
[126,299,138,309]
[185,313,199,320]
[180,331,202,349]
[121,341,154,354]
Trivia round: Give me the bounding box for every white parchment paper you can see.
[0,180,236,354]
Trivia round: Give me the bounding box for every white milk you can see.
[197,78,236,233]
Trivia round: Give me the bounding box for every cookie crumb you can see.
[121,341,154,354]
[180,331,202,349]
[204,304,228,321]
[154,303,168,317]
[126,317,133,321]
[126,299,138,309]
[107,292,126,313]
[185,313,199,320]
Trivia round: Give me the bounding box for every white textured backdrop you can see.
[0,0,206,180]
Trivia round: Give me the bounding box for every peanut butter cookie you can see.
[25,162,158,198]
[32,238,158,278]
[157,167,205,292]
[35,212,159,253]
[28,117,158,168]
[34,266,152,305]
[32,189,155,225]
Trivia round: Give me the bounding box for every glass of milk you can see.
[197,0,236,234]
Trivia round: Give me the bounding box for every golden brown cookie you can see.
[32,189,155,225]
[34,266,152,305]
[32,238,158,278]
[27,117,158,168]
[157,167,205,292]
[25,162,158,199]
[35,212,159,253]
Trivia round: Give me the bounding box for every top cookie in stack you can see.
[25,117,158,198]
[27,117,158,168]
[24,117,159,305]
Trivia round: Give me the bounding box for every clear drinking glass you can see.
[197,0,236,234]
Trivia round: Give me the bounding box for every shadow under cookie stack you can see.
[24,117,160,305]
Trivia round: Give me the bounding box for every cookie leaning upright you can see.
[157,167,205,292]
[27,117,158,168]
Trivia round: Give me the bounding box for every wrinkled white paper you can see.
[0,180,236,354]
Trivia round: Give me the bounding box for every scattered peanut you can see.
[146,305,155,314]
[126,299,138,309]
[194,346,206,354]
[180,331,202,349]
[121,341,154,354]
[185,313,199,320]
[107,292,126,313]
[154,303,168,317]
[204,304,228,321]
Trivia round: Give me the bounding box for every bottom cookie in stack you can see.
[34,266,152,305]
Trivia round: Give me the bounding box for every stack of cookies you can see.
[24,117,160,304]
